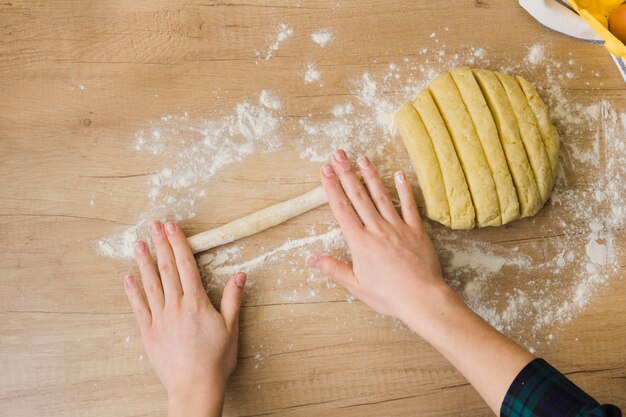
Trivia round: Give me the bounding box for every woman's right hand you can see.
[309,150,536,416]
[307,149,451,326]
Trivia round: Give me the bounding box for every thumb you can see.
[220,272,246,332]
[307,253,357,292]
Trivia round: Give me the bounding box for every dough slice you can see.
[496,72,553,204]
[413,90,475,229]
[394,102,451,226]
[473,69,542,217]
[450,67,520,224]
[428,72,501,227]
[516,75,560,183]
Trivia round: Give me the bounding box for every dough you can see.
[516,75,560,183]
[496,72,553,204]
[394,102,451,226]
[188,186,327,253]
[395,68,559,228]
[473,69,542,218]
[429,72,501,227]
[450,67,520,224]
[413,89,475,229]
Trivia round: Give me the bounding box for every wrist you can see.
[399,279,469,342]
[167,379,226,417]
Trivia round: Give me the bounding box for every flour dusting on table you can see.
[95,29,625,347]
[96,92,283,259]
[256,23,294,62]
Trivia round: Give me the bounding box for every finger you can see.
[163,221,204,296]
[321,163,363,238]
[150,220,183,302]
[394,171,423,231]
[331,150,382,226]
[124,275,152,333]
[134,241,164,312]
[356,156,402,225]
[220,272,246,333]
[307,253,358,293]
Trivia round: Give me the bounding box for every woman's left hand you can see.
[124,220,246,417]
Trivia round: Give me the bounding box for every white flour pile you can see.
[526,44,545,66]
[311,29,333,47]
[303,62,321,84]
[96,27,625,347]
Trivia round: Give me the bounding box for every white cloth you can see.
[520,0,626,82]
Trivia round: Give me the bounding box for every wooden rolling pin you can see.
[188,186,327,254]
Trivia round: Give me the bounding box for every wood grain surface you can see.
[1,1,625,416]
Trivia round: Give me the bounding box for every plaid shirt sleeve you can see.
[501,358,622,417]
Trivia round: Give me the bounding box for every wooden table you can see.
[1,1,625,416]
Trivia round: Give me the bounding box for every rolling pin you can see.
[188,186,327,254]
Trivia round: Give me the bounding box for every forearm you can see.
[168,384,226,417]
[403,281,534,415]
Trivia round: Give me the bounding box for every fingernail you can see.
[306,253,320,267]
[165,221,177,235]
[135,241,146,255]
[322,164,336,177]
[150,221,162,233]
[333,149,347,162]
[394,171,406,184]
[124,275,135,289]
[357,156,370,169]
[235,273,247,288]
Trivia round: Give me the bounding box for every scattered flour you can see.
[586,239,609,266]
[331,103,353,117]
[259,90,282,110]
[304,63,321,84]
[96,30,625,347]
[256,23,293,61]
[296,72,400,163]
[472,48,486,59]
[525,44,545,65]
[355,73,396,135]
[198,226,346,299]
[96,92,283,259]
[311,29,333,47]
[207,228,341,276]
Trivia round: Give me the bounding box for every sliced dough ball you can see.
[394,68,559,229]
[413,90,475,229]
[473,69,542,218]
[496,72,553,204]
[516,75,560,183]
[429,72,501,227]
[394,102,451,226]
[450,67,520,224]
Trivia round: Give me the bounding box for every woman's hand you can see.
[307,149,447,324]
[309,150,535,414]
[124,220,246,417]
